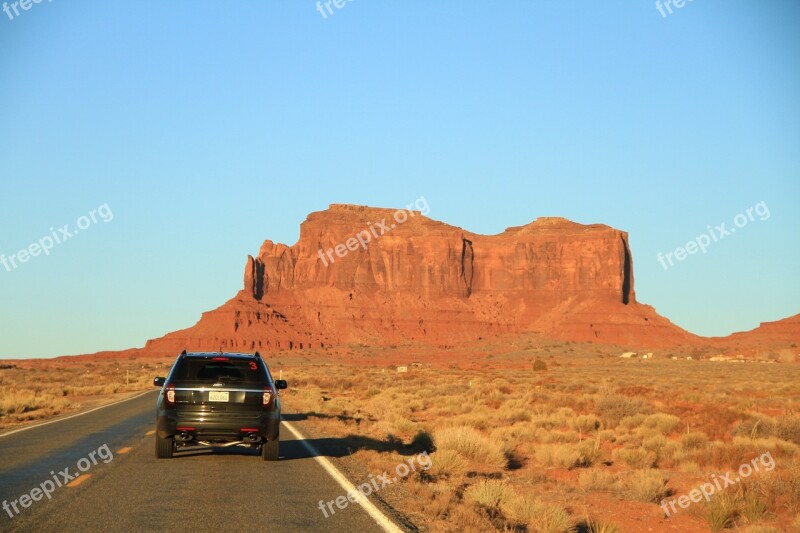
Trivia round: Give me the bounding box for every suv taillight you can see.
[165,384,176,406]
[262,387,273,408]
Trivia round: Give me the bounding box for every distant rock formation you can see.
[140,204,708,354]
[246,207,635,303]
[711,314,800,355]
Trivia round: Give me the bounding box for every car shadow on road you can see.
[169,425,419,461]
[171,446,260,459]
[168,409,421,461]
[282,412,369,425]
[280,433,415,461]
[170,434,414,461]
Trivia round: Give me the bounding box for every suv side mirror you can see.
[153,377,166,387]
[274,380,288,390]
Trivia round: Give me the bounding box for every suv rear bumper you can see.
[157,410,281,442]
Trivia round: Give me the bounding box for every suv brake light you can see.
[262,387,273,408]
[165,384,176,406]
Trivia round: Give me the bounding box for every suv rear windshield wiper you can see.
[216,375,244,382]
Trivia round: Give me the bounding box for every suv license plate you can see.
[209,391,229,402]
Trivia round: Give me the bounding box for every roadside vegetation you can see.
[0,357,170,427]
[2,337,798,531]
[283,338,800,532]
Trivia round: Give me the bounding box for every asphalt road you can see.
[0,391,403,532]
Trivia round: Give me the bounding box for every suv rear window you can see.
[171,358,266,384]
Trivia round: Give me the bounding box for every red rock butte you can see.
[140,204,714,354]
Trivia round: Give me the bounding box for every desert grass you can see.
[498,489,572,532]
[616,469,670,503]
[0,356,172,429]
[277,337,800,531]
[578,469,616,492]
[463,479,513,515]
[433,425,508,470]
[4,335,800,531]
[706,492,740,532]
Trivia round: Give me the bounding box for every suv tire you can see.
[262,437,279,461]
[156,434,174,459]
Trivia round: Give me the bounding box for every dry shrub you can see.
[574,440,602,468]
[499,408,532,425]
[754,458,800,514]
[570,414,601,434]
[464,479,514,515]
[578,469,616,492]
[0,390,43,415]
[694,440,754,469]
[500,493,572,533]
[0,389,72,423]
[740,491,770,524]
[707,492,740,532]
[681,430,710,451]
[526,502,572,533]
[532,407,577,430]
[427,449,467,479]
[617,470,669,503]
[613,447,657,469]
[383,413,418,438]
[642,434,667,453]
[446,503,496,533]
[776,417,800,446]
[618,414,647,432]
[434,425,507,470]
[597,395,652,426]
[735,418,778,440]
[598,429,616,442]
[537,441,600,469]
[730,436,799,459]
[642,413,681,435]
[410,481,454,520]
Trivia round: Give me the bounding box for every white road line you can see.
[282,421,404,533]
[0,390,154,438]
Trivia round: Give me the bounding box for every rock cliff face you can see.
[141,204,702,354]
[246,205,634,303]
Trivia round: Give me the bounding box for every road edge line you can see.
[282,421,404,533]
[0,390,154,439]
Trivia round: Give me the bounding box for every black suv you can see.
[153,351,287,460]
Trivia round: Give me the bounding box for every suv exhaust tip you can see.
[176,433,194,443]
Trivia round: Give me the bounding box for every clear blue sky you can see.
[1,1,798,358]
